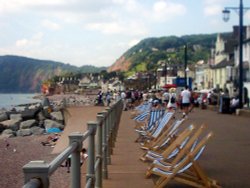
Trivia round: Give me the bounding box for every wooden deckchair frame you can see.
[142,124,196,163]
[150,132,220,188]
[144,124,207,178]
[141,118,186,151]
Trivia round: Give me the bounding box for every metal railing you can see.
[22,99,123,188]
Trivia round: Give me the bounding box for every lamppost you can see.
[184,44,188,86]
[164,61,167,85]
[222,0,250,108]
[185,66,190,87]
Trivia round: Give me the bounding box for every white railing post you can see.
[86,121,97,188]
[23,161,50,188]
[96,114,104,188]
[69,132,83,188]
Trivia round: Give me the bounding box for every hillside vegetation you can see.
[108,33,231,76]
[0,55,106,93]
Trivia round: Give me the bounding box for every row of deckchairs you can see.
[131,103,221,188]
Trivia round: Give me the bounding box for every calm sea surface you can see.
[0,93,41,109]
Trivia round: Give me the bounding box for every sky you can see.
[0,0,250,68]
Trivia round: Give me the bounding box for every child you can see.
[80,148,88,166]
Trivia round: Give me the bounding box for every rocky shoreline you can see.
[0,93,97,188]
[0,93,97,139]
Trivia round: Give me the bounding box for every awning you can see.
[162,84,177,89]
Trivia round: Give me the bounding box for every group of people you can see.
[119,86,195,119]
[96,86,225,119]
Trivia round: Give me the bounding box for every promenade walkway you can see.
[102,108,250,188]
[53,105,250,188]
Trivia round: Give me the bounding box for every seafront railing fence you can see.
[22,99,123,188]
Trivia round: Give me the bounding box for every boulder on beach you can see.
[9,114,22,121]
[37,111,46,121]
[0,112,8,122]
[21,107,41,119]
[20,119,38,129]
[0,119,21,131]
[1,129,15,138]
[30,126,45,135]
[16,129,32,136]
[50,111,64,124]
[44,119,64,130]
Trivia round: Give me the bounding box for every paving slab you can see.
[102,110,154,188]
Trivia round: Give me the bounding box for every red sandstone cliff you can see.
[107,56,131,72]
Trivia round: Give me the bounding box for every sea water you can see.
[0,93,41,110]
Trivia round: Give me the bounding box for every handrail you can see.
[22,99,123,188]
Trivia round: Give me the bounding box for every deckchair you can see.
[133,110,150,122]
[140,118,185,151]
[135,108,165,132]
[134,109,165,142]
[140,111,175,142]
[140,124,196,163]
[148,132,220,188]
[135,102,152,112]
[130,102,152,118]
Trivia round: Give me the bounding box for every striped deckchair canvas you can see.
[149,132,220,188]
[135,109,165,133]
[133,110,150,122]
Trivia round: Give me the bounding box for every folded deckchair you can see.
[148,131,220,188]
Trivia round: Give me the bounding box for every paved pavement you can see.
[103,107,250,188]
[54,105,250,188]
[52,106,106,154]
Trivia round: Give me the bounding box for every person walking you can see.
[181,86,191,118]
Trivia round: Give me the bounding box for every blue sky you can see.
[0,0,249,67]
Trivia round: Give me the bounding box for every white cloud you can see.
[203,0,228,17]
[204,4,221,16]
[85,21,148,36]
[41,20,61,30]
[15,32,44,47]
[86,22,123,34]
[16,39,29,47]
[0,0,66,14]
[152,0,186,22]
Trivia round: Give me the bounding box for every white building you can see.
[234,26,250,105]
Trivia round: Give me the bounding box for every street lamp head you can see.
[222,9,230,22]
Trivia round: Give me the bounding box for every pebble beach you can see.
[0,93,98,188]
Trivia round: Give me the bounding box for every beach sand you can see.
[0,100,106,188]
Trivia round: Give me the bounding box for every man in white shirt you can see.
[181,86,191,118]
[121,91,127,110]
